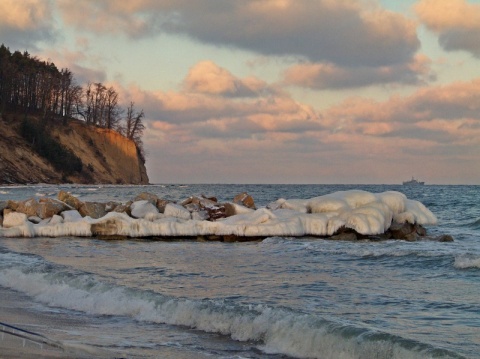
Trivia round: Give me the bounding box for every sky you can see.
[2,0,480,185]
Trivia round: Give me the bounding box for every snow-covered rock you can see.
[0,190,439,240]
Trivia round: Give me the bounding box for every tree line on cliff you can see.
[0,44,145,158]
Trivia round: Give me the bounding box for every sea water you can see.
[0,184,479,358]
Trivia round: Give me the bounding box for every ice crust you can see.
[0,190,437,238]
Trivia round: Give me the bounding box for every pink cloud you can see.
[283,54,434,89]
[415,0,480,56]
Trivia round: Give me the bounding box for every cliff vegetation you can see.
[0,45,149,185]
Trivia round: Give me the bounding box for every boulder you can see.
[15,198,38,217]
[58,190,83,210]
[6,200,19,211]
[0,214,3,227]
[3,212,28,228]
[61,210,83,222]
[37,198,70,219]
[435,234,454,242]
[105,201,120,212]
[183,195,227,221]
[79,202,107,219]
[164,203,191,220]
[156,199,172,213]
[112,202,132,215]
[130,200,159,219]
[28,216,42,224]
[224,202,254,217]
[233,192,256,209]
[388,222,415,239]
[49,215,64,225]
[0,201,7,212]
[134,192,159,205]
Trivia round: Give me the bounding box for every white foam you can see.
[454,256,480,269]
[0,267,452,359]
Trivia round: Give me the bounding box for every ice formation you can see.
[0,190,437,239]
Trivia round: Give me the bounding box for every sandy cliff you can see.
[0,116,149,185]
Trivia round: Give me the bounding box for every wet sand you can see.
[0,289,116,359]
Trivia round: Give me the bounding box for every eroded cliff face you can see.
[0,116,149,185]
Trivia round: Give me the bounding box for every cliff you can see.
[0,115,149,185]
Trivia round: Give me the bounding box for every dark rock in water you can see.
[330,232,358,241]
[435,234,454,242]
[58,190,83,210]
[79,202,107,219]
[414,224,427,236]
[134,192,159,205]
[0,214,3,227]
[388,222,415,239]
[233,192,256,209]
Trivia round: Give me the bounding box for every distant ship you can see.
[403,177,425,185]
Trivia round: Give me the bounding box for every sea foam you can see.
[0,265,464,359]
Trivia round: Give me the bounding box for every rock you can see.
[404,232,419,242]
[0,214,3,227]
[91,219,119,237]
[105,201,120,212]
[224,202,254,217]
[112,202,132,215]
[156,199,171,213]
[15,198,38,217]
[130,200,159,219]
[134,192,159,205]
[6,200,19,211]
[435,234,454,242]
[192,211,209,220]
[49,215,64,224]
[37,198,70,219]
[330,232,358,241]
[0,201,7,212]
[414,224,427,236]
[164,203,191,220]
[28,216,42,224]
[3,212,28,228]
[79,202,107,219]
[233,192,256,209]
[61,210,83,222]
[58,190,83,210]
[388,222,415,239]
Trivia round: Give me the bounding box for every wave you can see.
[454,256,480,269]
[465,218,480,229]
[0,259,464,359]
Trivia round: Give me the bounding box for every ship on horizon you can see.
[403,177,425,185]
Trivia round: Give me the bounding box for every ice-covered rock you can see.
[3,212,28,228]
[61,210,84,222]
[130,200,159,219]
[164,203,191,220]
[0,190,440,241]
[233,192,256,209]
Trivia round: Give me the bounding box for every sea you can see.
[0,184,479,359]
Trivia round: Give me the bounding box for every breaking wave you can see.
[0,251,464,359]
[454,256,480,269]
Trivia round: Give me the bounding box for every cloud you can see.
[0,0,56,47]
[415,0,480,57]
[183,61,272,97]
[283,54,434,89]
[57,0,419,68]
[117,61,480,183]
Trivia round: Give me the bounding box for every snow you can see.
[0,190,438,239]
[130,200,159,219]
